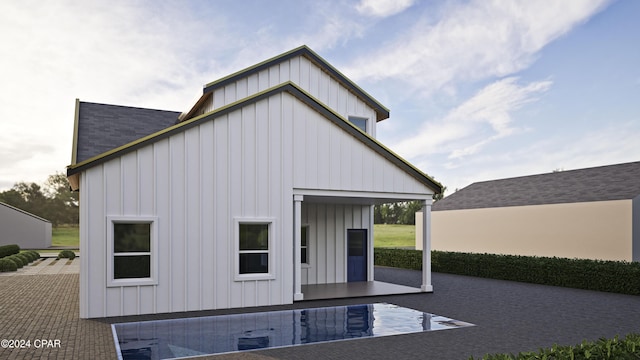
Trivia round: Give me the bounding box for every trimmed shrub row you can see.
[472,333,640,359]
[0,250,40,272]
[57,250,76,260]
[0,258,17,272]
[374,249,640,296]
[0,244,20,258]
[374,248,422,270]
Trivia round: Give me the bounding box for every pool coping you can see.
[111,302,474,360]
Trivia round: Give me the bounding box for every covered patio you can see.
[292,189,434,302]
[301,280,422,300]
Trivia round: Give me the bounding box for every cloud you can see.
[434,120,640,193]
[0,1,230,189]
[344,0,610,96]
[356,0,415,17]
[393,77,552,161]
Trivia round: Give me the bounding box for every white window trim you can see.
[106,216,158,287]
[234,217,276,281]
[347,115,369,133]
[301,224,311,269]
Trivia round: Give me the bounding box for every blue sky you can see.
[0,0,638,194]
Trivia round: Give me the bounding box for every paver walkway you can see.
[1,266,639,359]
[0,257,80,277]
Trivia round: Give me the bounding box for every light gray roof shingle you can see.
[75,102,180,163]
[433,161,640,211]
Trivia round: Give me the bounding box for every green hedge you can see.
[15,253,30,265]
[375,248,423,270]
[374,249,640,296]
[472,334,640,359]
[0,258,18,272]
[21,251,35,262]
[5,255,24,268]
[57,250,76,260]
[0,244,20,258]
[26,250,41,262]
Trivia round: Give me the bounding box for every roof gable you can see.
[72,100,180,164]
[67,82,441,194]
[434,161,640,211]
[202,46,389,122]
[0,202,51,223]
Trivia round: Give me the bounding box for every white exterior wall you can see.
[300,203,371,285]
[0,203,52,249]
[196,55,378,137]
[80,91,430,318]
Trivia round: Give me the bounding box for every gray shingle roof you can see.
[75,102,180,163]
[433,161,640,211]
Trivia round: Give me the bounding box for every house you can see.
[416,161,640,262]
[0,202,52,249]
[67,46,443,319]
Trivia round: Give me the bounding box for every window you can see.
[301,226,309,265]
[107,216,158,287]
[348,116,368,133]
[235,218,275,280]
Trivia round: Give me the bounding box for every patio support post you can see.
[293,194,304,301]
[421,198,434,292]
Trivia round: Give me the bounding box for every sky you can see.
[0,0,638,195]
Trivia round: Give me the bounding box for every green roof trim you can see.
[70,98,80,165]
[67,81,442,194]
[203,45,390,122]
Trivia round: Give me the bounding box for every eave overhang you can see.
[66,82,441,194]
[202,45,390,122]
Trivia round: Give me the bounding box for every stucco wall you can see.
[633,195,640,261]
[0,203,52,249]
[417,200,632,261]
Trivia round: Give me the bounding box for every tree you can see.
[0,172,78,227]
[373,185,447,225]
[400,201,422,225]
[433,186,447,202]
[44,173,79,225]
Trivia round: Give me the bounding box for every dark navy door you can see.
[347,229,367,282]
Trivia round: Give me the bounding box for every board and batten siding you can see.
[80,91,429,318]
[300,203,372,286]
[196,55,378,137]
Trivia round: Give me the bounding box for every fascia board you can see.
[203,45,390,121]
[67,81,442,194]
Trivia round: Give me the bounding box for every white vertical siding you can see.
[194,55,378,136]
[301,203,371,285]
[200,121,215,310]
[79,90,429,318]
[289,99,429,194]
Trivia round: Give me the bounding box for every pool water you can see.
[112,303,473,359]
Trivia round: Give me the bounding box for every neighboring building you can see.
[0,202,52,249]
[416,161,640,262]
[67,46,442,319]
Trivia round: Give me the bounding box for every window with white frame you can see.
[235,218,275,280]
[348,116,368,133]
[107,216,158,287]
[301,225,309,265]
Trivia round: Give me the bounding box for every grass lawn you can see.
[52,226,79,248]
[373,224,415,248]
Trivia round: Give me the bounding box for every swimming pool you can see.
[112,303,473,359]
